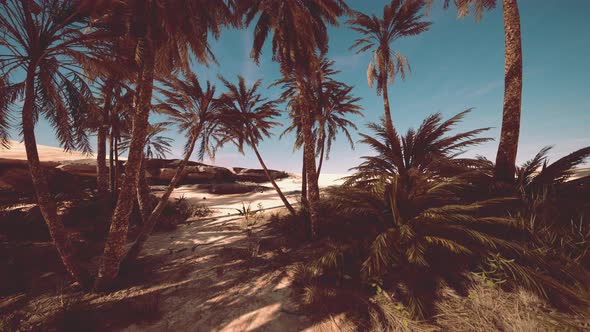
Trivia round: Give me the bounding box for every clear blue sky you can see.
[6,0,590,174]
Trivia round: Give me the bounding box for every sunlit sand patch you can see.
[217,303,281,332]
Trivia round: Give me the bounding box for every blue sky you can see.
[5,0,590,174]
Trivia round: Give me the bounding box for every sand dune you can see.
[0,140,94,161]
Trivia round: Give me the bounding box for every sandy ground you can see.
[168,174,347,219]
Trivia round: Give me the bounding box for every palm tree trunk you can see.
[301,148,308,208]
[123,133,199,264]
[316,134,326,177]
[94,39,155,290]
[97,90,113,197]
[114,135,119,197]
[297,76,321,239]
[382,76,395,138]
[494,0,523,182]
[136,155,152,223]
[109,130,115,195]
[250,138,296,215]
[21,64,90,287]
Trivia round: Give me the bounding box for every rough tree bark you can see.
[94,38,155,290]
[381,75,395,139]
[21,64,90,287]
[297,75,321,239]
[494,0,523,182]
[136,155,152,223]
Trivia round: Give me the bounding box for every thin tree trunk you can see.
[250,138,296,215]
[109,130,115,195]
[297,75,321,239]
[21,64,90,287]
[301,148,308,208]
[94,39,155,290]
[494,0,523,182]
[136,155,152,223]
[97,89,113,197]
[382,76,395,138]
[123,132,199,264]
[316,134,326,177]
[114,135,119,197]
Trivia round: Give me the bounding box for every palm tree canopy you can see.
[81,0,235,73]
[156,72,221,160]
[236,0,349,75]
[275,56,363,156]
[120,122,172,159]
[0,0,114,152]
[346,109,492,184]
[427,0,497,21]
[347,0,431,94]
[216,75,282,153]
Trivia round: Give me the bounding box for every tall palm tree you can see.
[0,0,111,287]
[89,0,234,289]
[216,75,296,215]
[347,0,431,138]
[236,0,349,238]
[428,0,522,182]
[123,73,221,263]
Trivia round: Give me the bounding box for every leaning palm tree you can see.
[427,0,522,182]
[347,0,431,138]
[88,0,234,289]
[216,75,296,215]
[236,0,349,238]
[0,0,112,287]
[123,73,221,263]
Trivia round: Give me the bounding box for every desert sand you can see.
[168,173,346,218]
[1,140,95,161]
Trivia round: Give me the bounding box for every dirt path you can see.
[119,212,334,332]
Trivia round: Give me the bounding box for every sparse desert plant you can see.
[236,202,264,228]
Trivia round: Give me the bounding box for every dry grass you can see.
[434,281,590,331]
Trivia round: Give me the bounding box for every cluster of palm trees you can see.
[0,0,538,295]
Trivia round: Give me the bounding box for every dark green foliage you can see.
[291,112,590,320]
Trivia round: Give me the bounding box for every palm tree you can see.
[0,0,111,287]
[120,121,173,223]
[428,0,522,182]
[89,0,234,289]
[236,0,349,238]
[277,58,363,179]
[315,85,362,177]
[123,73,221,263]
[298,113,589,320]
[347,0,431,138]
[216,75,296,215]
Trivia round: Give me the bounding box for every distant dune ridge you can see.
[0,140,94,161]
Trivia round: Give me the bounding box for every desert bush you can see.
[155,195,212,230]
